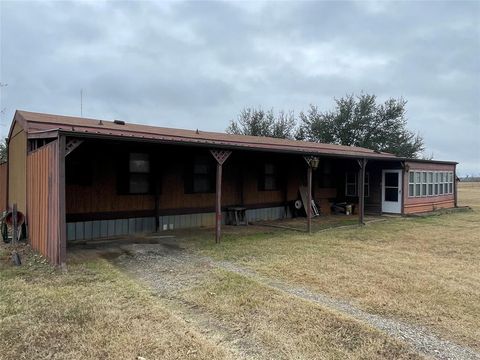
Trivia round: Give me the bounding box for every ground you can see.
[0,183,479,359]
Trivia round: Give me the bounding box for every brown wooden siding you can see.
[403,161,456,214]
[8,122,27,213]
[27,140,63,264]
[65,142,299,217]
[0,163,7,211]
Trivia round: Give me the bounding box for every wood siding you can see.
[0,163,7,211]
[403,161,456,214]
[27,140,64,265]
[8,122,27,213]
[65,142,301,218]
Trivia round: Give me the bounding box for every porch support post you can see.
[58,134,67,267]
[304,156,319,234]
[357,158,367,225]
[307,165,312,233]
[210,149,232,243]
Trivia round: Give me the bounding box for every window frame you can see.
[259,162,280,191]
[186,156,216,194]
[127,152,152,195]
[345,171,369,197]
[408,170,454,198]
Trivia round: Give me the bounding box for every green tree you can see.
[297,94,424,158]
[227,108,296,139]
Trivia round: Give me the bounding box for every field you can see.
[0,183,479,359]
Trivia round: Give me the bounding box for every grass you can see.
[185,182,480,350]
[180,269,421,359]
[0,247,229,360]
[0,183,478,359]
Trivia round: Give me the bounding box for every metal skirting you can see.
[67,206,289,241]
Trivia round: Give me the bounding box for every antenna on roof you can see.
[80,89,83,117]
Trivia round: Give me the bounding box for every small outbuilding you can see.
[1,110,458,265]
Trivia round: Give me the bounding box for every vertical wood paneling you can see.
[0,163,7,211]
[27,140,62,265]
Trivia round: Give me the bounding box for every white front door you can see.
[382,170,402,214]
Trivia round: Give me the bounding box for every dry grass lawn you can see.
[180,269,421,359]
[0,183,478,359]
[187,182,480,351]
[0,250,230,360]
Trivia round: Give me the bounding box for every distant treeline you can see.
[460,177,480,182]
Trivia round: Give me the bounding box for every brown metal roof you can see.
[15,110,400,159]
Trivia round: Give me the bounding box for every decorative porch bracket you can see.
[357,158,368,225]
[210,149,232,243]
[304,156,319,234]
[65,138,84,157]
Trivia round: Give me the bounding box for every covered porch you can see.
[63,137,403,243]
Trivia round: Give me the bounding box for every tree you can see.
[0,139,7,163]
[297,94,424,158]
[227,108,296,139]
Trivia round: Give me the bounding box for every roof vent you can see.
[114,119,125,125]
[98,120,103,126]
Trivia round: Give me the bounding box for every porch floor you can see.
[67,213,383,262]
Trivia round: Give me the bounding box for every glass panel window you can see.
[192,157,214,193]
[262,163,278,191]
[129,153,150,173]
[345,172,357,196]
[128,153,151,194]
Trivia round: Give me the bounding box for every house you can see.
[1,110,458,265]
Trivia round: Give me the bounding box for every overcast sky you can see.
[1,0,479,175]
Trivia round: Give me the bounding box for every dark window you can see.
[345,172,369,197]
[185,156,215,194]
[128,153,151,194]
[259,163,279,191]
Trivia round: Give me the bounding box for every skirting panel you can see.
[67,206,289,241]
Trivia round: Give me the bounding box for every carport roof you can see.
[14,110,401,160]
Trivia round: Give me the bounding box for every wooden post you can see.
[307,165,312,234]
[210,150,232,243]
[215,162,222,243]
[58,135,67,267]
[357,158,367,225]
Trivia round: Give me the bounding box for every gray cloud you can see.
[0,0,478,175]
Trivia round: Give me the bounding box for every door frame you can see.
[381,169,403,214]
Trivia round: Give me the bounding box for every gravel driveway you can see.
[107,238,479,360]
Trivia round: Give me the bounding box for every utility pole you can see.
[80,89,83,117]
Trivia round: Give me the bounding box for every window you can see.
[259,163,279,191]
[189,157,215,193]
[128,153,151,194]
[408,171,415,197]
[415,172,421,197]
[345,172,369,197]
[408,170,454,198]
[427,172,433,196]
[439,172,444,195]
[448,172,453,194]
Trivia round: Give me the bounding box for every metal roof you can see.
[14,110,402,160]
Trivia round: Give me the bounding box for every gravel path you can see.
[215,260,480,360]
[112,241,479,360]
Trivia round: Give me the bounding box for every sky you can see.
[0,0,479,175]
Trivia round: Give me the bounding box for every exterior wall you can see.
[67,206,288,241]
[8,122,27,213]
[0,163,7,212]
[66,142,300,220]
[27,140,64,264]
[403,161,456,214]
